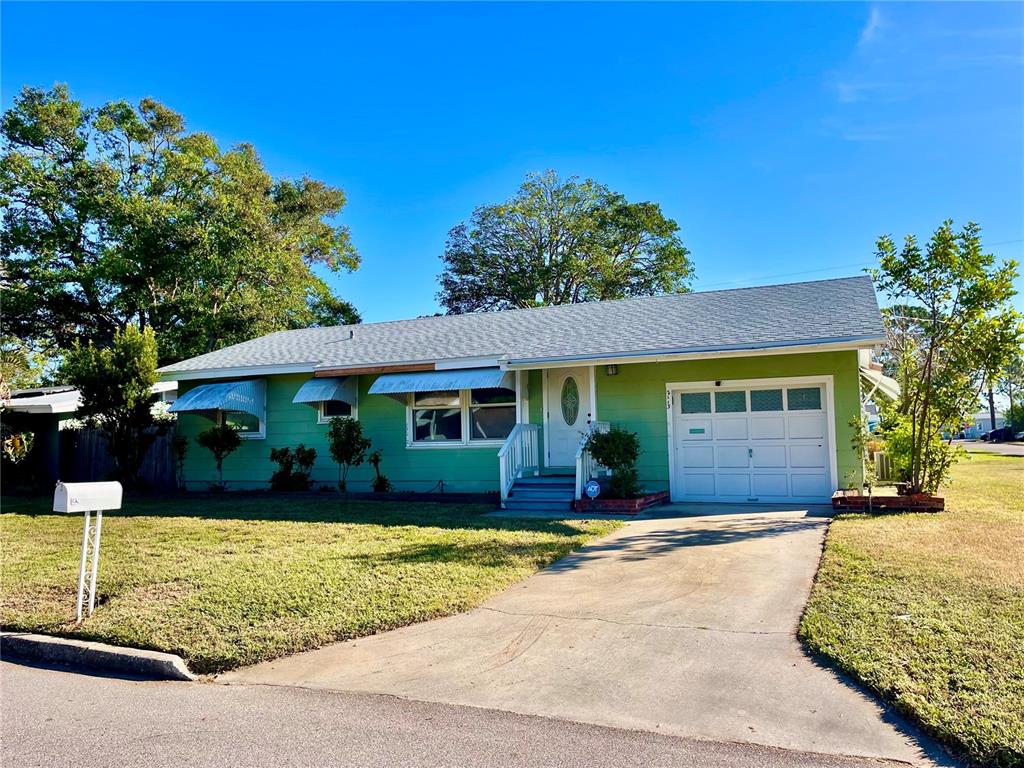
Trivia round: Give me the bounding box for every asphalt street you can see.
[0,660,919,768]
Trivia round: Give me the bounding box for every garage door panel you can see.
[753,474,789,497]
[715,446,750,468]
[752,445,786,468]
[715,417,748,440]
[716,474,751,497]
[751,416,786,440]
[679,418,712,441]
[790,473,831,497]
[681,445,714,468]
[682,473,716,496]
[788,413,825,439]
[789,444,828,468]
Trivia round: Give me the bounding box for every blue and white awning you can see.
[369,368,514,401]
[292,377,357,407]
[168,379,265,419]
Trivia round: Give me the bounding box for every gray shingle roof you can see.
[158,276,885,375]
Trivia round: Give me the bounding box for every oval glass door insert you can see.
[560,377,580,426]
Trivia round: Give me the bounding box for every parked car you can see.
[984,426,1016,442]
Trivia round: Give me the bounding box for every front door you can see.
[545,367,592,467]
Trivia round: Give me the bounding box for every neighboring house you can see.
[961,411,1006,439]
[159,276,887,508]
[2,382,178,485]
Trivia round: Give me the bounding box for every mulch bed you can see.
[574,490,670,515]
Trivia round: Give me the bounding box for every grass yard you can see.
[801,453,1024,767]
[0,496,619,674]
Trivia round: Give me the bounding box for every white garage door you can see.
[669,381,835,503]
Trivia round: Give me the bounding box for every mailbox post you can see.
[53,481,123,622]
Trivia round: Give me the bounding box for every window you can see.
[681,392,711,414]
[409,386,517,446]
[714,391,746,413]
[750,389,783,412]
[220,410,264,439]
[413,390,462,442]
[318,397,356,424]
[560,377,580,425]
[470,388,516,441]
[787,387,822,411]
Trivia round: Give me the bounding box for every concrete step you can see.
[513,476,575,487]
[509,493,577,505]
[503,498,574,512]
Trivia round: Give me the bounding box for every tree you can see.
[1,84,361,366]
[327,416,370,491]
[196,424,241,490]
[437,171,693,314]
[0,336,50,403]
[61,324,160,485]
[873,220,1022,494]
[996,351,1024,425]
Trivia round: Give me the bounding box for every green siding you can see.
[594,350,863,492]
[177,351,862,493]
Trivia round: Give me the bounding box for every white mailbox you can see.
[53,481,123,514]
[53,481,122,622]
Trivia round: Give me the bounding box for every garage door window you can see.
[750,389,783,412]
[787,387,822,411]
[681,392,711,414]
[714,391,746,413]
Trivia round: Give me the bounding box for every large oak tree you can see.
[437,171,693,314]
[1,85,360,365]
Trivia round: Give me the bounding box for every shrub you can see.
[368,450,393,493]
[584,426,642,499]
[327,417,371,491]
[196,424,242,490]
[270,444,317,491]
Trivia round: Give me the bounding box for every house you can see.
[961,410,1006,439]
[2,382,178,486]
[159,276,887,509]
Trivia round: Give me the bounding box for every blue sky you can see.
[3,2,1022,321]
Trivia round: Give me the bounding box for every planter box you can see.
[832,490,944,513]
[574,490,670,515]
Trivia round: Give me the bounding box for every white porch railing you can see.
[498,423,541,506]
[575,421,610,500]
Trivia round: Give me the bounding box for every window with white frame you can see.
[218,410,265,439]
[318,396,357,424]
[409,387,516,446]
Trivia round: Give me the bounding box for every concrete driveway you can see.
[222,506,947,766]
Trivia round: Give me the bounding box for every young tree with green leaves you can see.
[327,416,371,491]
[437,171,694,313]
[873,220,1022,494]
[997,352,1024,428]
[196,424,242,490]
[1,84,361,365]
[61,324,159,485]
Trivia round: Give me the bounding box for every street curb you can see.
[0,632,197,681]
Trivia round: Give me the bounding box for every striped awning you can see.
[369,368,514,402]
[292,377,357,407]
[168,379,265,419]
[859,366,900,401]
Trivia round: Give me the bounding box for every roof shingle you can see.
[158,275,884,375]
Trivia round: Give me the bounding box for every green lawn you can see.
[0,496,619,673]
[801,454,1024,767]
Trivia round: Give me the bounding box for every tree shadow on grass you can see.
[0,494,592,537]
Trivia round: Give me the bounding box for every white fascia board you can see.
[433,356,503,371]
[158,363,316,382]
[504,336,885,370]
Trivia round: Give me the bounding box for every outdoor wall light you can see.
[606,365,618,376]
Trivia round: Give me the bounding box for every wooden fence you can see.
[59,426,179,491]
